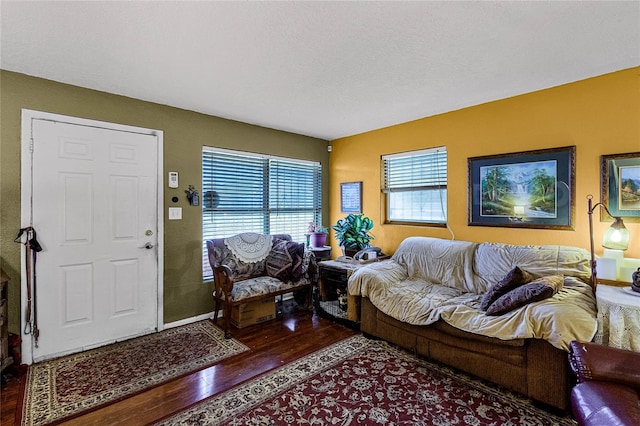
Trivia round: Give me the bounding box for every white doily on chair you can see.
[224,233,273,263]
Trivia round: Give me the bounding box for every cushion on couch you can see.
[265,240,305,282]
[480,266,536,311]
[391,237,478,292]
[208,233,292,281]
[486,274,564,316]
[473,242,591,293]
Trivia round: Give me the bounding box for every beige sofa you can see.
[349,237,597,410]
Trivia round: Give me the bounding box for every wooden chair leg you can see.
[223,298,232,339]
[213,288,221,324]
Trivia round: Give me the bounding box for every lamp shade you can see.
[602,217,630,251]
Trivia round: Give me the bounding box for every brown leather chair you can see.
[568,341,640,425]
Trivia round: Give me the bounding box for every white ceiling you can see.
[1,1,638,141]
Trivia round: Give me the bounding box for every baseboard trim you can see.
[164,311,219,330]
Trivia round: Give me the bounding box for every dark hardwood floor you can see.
[1,301,357,426]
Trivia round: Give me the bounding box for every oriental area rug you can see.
[19,320,249,426]
[156,335,573,426]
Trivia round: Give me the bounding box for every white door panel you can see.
[25,117,161,362]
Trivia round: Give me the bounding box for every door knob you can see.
[141,242,154,249]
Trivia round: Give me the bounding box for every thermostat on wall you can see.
[168,172,179,188]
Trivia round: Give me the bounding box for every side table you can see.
[315,260,365,329]
[310,246,332,261]
[594,284,640,351]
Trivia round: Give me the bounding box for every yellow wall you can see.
[0,70,329,333]
[329,67,640,261]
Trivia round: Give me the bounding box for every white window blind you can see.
[382,146,447,224]
[202,148,322,279]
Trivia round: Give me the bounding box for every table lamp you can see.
[587,194,630,288]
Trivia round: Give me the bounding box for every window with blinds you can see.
[382,146,447,224]
[202,147,322,279]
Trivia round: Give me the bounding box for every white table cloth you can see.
[594,284,640,351]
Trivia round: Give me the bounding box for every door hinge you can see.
[29,138,34,153]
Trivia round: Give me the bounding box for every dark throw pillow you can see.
[480,266,536,311]
[485,274,564,316]
[266,240,305,282]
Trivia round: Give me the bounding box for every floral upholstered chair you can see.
[206,233,317,338]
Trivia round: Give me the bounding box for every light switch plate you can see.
[168,207,182,220]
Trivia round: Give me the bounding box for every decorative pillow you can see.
[480,266,536,311]
[265,240,305,282]
[485,275,564,316]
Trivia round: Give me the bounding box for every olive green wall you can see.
[0,70,329,333]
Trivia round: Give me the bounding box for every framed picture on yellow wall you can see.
[341,181,362,213]
[467,146,575,229]
[601,152,640,223]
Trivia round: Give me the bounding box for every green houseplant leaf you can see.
[331,213,374,251]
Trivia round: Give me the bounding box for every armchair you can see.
[568,340,640,425]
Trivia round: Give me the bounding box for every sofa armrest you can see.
[347,260,407,297]
[572,381,640,426]
[569,341,640,391]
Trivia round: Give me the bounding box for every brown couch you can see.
[568,341,640,425]
[361,298,571,410]
[350,237,598,411]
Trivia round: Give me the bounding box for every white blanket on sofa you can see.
[348,238,598,351]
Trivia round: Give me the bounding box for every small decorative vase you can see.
[310,232,327,248]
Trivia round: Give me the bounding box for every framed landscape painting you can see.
[468,146,575,229]
[601,152,640,223]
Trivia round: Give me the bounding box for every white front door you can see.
[21,111,163,363]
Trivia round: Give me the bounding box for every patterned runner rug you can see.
[20,320,249,426]
[157,334,573,426]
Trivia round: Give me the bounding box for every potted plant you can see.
[331,213,374,257]
[307,222,328,248]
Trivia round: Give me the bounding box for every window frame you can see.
[201,146,322,280]
[381,146,448,226]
